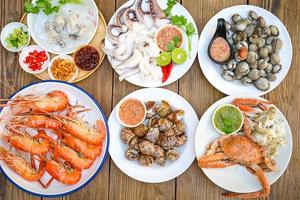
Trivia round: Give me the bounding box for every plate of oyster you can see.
[108,88,199,183]
[27,0,99,55]
[198,5,292,95]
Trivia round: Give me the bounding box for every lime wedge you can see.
[156,52,171,66]
[172,48,187,64]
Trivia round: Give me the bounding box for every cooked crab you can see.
[198,134,273,199]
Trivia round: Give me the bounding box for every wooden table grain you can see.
[0,0,299,199]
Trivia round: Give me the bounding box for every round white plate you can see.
[198,5,292,96]
[0,80,109,197]
[19,45,50,74]
[195,95,292,193]
[0,22,30,52]
[108,88,199,183]
[27,0,99,55]
[106,0,198,87]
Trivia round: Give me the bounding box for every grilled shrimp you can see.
[0,147,46,181]
[10,115,62,130]
[54,143,94,170]
[56,117,105,145]
[45,160,81,185]
[0,91,69,114]
[61,120,106,160]
[3,130,50,155]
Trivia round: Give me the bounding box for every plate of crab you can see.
[195,95,292,198]
[0,80,109,197]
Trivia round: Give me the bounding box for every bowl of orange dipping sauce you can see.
[116,98,146,128]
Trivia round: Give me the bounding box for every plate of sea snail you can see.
[198,5,292,96]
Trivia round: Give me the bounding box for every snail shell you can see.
[158,118,173,131]
[133,124,149,137]
[125,148,139,160]
[166,149,180,161]
[138,155,154,166]
[175,135,187,147]
[156,100,172,117]
[145,125,160,143]
[139,140,156,155]
[121,128,135,144]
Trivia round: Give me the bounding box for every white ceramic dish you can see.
[195,95,292,193]
[105,0,199,87]
[48,54,78,82]
[19,45,50,74]
[115,98,146,128]
[0,22,30,52]
[212,104,244,135]
[108,88,199,183]
[198,5,292,96]
[27,0,99,55]
[0,81,109,197]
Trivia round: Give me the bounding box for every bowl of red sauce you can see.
[19,45,50,74]
[116,98,146,128]
[74,45,100,71]
[155,24,184,52]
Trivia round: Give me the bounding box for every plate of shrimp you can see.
[195,95,292,198]
[0,80,109,197]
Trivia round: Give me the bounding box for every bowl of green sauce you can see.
[212,104,244,135]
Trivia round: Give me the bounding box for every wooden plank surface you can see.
[0,0,299,200]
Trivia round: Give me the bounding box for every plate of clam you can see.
[101,0,198,87]
[0,80,109,197]
[108,88,198,183]
[27,0,99,55]
[198,5,292,95]
[195,95,292,198]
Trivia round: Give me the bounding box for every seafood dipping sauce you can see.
[118,98,146,127]
[155,24,184,52]
[212,104,243,135]
[209,37,231,63]
[74,45,100,71]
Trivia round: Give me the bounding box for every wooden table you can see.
[0,0,299,199]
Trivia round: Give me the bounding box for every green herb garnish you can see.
[4,27,29,49]
[170,15,196,58]
[164,0,177,17]
[166,36,180,52]
[24,0,82,15]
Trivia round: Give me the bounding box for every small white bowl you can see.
[48,55,78,83]
[154,24,184,52]
[212,104,244,135]
[116,98,146,128]
[19,45,50,74]
[1,22,30,52]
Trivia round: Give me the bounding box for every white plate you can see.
[0,22,30,52]
[195,95,292,193]
[198,5,292,96]
[106,0,198,87]
[27,0,99,55]
[108,88,199,183]
[0,80,109,197]
[19,45,50,74]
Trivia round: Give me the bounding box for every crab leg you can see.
[233,98,272,112]
[223,164,270,199]
[198,153,236,168]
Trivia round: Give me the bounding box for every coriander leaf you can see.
[164,0,177,17]
[24,2,34,13]
[36,2,46,8]
[167,41,175,52]
[43,7,54,15]
[53,6,60,13]
[185,22,196,35]
[171,15,187,26]
[173,36,180,47]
